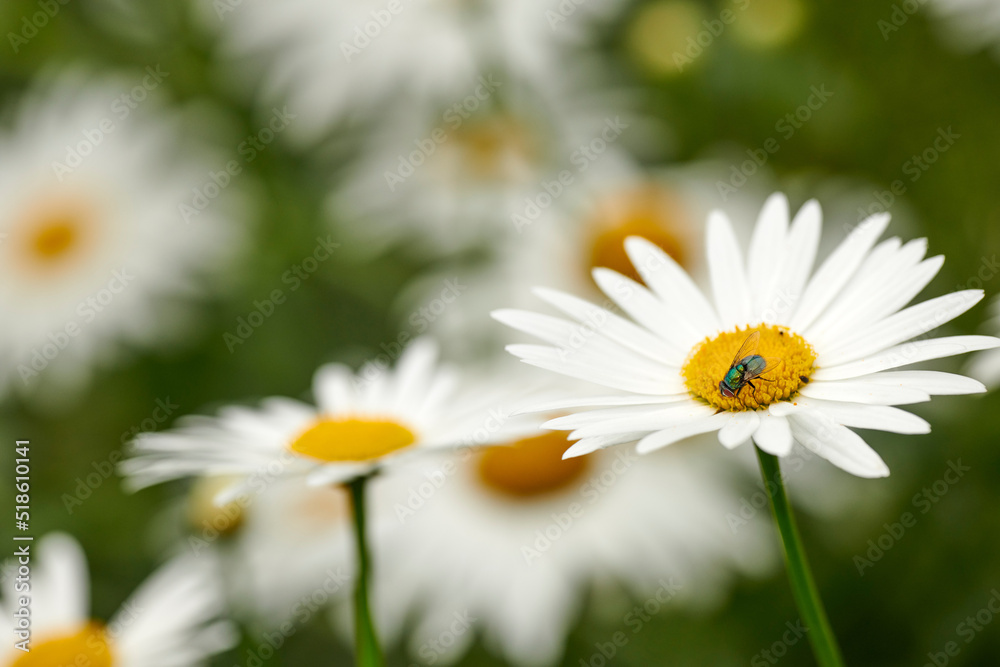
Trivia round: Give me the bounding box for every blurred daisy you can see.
[967,295,1000,389]
[396,161,766,356]
[371,425,773,666]
[206,0,626,143]
[929,0,1000,59]
[121,338,534,498]
[496,193,1000,478]
[229,481,357,624]
[332,78,634,256]
[0,71,243,398]
[181,476,358,626]
[0,533,234,667]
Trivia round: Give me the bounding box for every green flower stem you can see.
[755,446,844,667]
[347,474,384,667]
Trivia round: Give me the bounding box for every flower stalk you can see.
[347,474,383,667]
[755,446,844,667]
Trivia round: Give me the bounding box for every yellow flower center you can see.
[289,418,416,463]
[12,623,113,667]
[441,114,537,184]
[682,325,816,411]
[13,200,99,276]
[187,476,246,536]
[477,431,590,499]
[587,185,690,284]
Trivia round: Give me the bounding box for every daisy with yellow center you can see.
[332,75,634,258]
[121,338,537,666]
[121,339,530,494]
[0,72,242,398]
[496,193,997,475]
[0,534,234,667]
[495,193,999,666]
[371,391,773,666]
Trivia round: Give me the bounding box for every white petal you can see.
[790,213,890,332]
[592,267,705,352]
[753,413,793,456]
[532,287,684,365]
[804,238,923,344]
[563,432,643,458]
[780,397,930,434]
[718,411,760,449]
[815,254,944,349]
[313,363,357,414]
[506,344,684,395]
[623,236,720,336]
[747,193,790,316]
[306,463,370,486]
[819,290,985,367]
[636,413,730,454]
[853,370,986,395]
[521,393,686,414]
[788,411,890,478]
[707,211,752,329]
[813,335,1000,381]
[769,200,821,321]
[389,337,439,412]
[38,534,90,629]
[542,402,697,430]
[564,402,717,439]
[800,380,930,405]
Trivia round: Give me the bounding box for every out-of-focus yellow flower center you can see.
[187,476,246,536]
[477,431,590,499]
[587,185,690,284]
[289,418,416,463]
[683,325,816,411]
[12,623,113,667]
[444,114,536,183]
[14,201,97,274]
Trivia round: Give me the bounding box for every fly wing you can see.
[730,331,760,367]
[743,356,783,381]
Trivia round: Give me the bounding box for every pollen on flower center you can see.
[289,418,416,463]
[12,623,113,667]
[587,185,690,284]
[682,324,816,411]
[476,431,590,499]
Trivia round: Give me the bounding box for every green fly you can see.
[718,331,783,402]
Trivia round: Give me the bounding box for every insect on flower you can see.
[718,331,783,403]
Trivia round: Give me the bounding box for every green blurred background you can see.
[1,0,999,665]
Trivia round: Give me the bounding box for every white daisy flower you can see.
[0,71,244,398]
[204,0,625,143]
[494,193,1000,478]
[121,338,535,497]
[332,77,634,256]
[369,426,774,666]
[967,295,1000,389]
[0,533,234,667]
